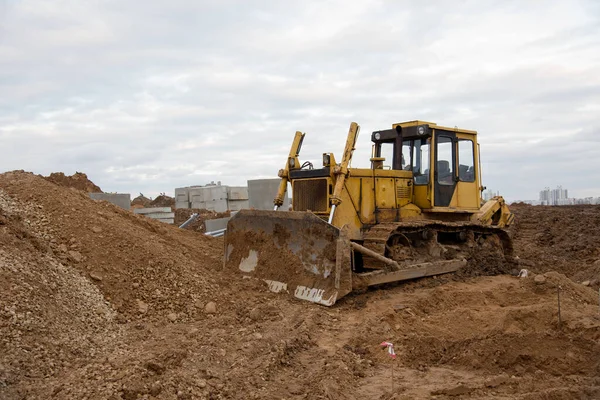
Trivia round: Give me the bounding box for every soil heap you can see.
[150,195,176,209]
[44,172,102,193]
[132,194,176,211]
[131,194,152,208]
[1,173,598,399]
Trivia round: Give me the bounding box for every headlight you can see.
[288,158,296,169]
[323,153,331,167]
[374,132,381,140]
[418,126,425,135]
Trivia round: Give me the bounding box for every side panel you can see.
[331,177,366,239]
[412,183,432,210]
[375,177,397,222]
[395,178,413,208]
[359,177,376,225]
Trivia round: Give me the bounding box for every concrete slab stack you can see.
[176,184,248,212]
[89,193,131,210]
[188,187,205,209]
[188,186,228,212]
[227,186,249,211]
[175,187,191,210]
[134,207,175,224]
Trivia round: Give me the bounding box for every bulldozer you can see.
[224,121,514,306]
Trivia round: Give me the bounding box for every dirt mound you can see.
[131,194,152,208]
[150,194,175,209]
[510,204,600,290]
[0,171,223,321]
[0,186,117,396]
[44,172,102,192]
[175,208,231,232]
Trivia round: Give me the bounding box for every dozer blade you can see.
[224,209,353,306]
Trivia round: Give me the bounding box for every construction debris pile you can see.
[174,208,231,232]
[1,171,599,399]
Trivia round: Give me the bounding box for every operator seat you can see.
[437,160,449,172]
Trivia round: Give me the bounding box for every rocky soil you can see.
[0,172,598,399]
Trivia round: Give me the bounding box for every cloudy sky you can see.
[1,0,599,201]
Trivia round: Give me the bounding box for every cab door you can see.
[433,131,457,207]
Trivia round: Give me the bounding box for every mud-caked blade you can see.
[224,210,353,306]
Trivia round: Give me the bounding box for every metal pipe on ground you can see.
[179,213,199,229]
[205,228,227,237]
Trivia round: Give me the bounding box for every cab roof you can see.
[392,120,478,135]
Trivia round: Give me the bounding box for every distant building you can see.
[574,197,600,205]
[539,186,570,205]
[515,191,600,206]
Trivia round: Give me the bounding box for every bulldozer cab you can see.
[372,121,482,212]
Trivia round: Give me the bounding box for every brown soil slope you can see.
[1,173,599,399]
[511,203,600,289]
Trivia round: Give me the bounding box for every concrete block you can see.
[191,201,207,210]
[134,207,175,224]
[205,217,230,233]
[90,193,131,210]
[248,179,290,210]
[134,207,172,214]
[176,201,190,210]
[227,199,249,211]
[206,186,227,201]
[204,199,228,213]
[175,187,190,202]
[188,188,206,203]
[227,186,249,200]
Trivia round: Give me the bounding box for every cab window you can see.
[379,143,394,169]
[412,138,430,185]
[458,139,475,182]
[402,141,412,170]
[436,136,454,185]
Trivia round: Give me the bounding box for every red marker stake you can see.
[381,341,396,393]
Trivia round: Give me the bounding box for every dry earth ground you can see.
[1,172,598,399]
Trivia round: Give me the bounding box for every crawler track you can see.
[357,221,513,271]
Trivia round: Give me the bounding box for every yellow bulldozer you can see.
[224,121,514,305]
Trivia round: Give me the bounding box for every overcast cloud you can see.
[1,0,599,201]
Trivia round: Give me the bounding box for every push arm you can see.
[274,131,305,209]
